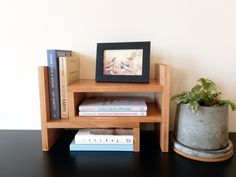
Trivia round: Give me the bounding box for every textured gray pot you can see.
[174,103,229,150]
[172,103,233,161]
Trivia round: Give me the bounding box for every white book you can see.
[59,56,79,118]
[79,111,147,116]
[75,129,133,145]
[79,97,147,112]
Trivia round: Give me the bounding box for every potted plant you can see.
[171,78,236,162]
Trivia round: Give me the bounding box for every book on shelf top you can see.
[79,97,147,112]
[47,49,72,119]
[59,56,79,118]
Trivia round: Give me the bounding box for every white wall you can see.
[0,0,235,131]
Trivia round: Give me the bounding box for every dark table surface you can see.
[0,130,235,177]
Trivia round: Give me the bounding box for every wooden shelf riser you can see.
[68,92,85,117]
[38,64,170,152]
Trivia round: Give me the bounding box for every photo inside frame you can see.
[103,49,143,76]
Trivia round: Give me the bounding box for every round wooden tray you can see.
[171,135,233,162]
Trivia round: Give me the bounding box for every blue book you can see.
[47,50,72,119]
[69,139,133,151]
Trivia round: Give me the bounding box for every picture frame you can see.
[96,41,151,83]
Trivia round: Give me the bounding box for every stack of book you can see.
[78,97,147,116]
[70,128,134,151]
[47,49,79,119]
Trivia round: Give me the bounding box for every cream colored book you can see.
[59,56,79,118]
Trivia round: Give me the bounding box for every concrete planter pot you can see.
[172,103,233,162]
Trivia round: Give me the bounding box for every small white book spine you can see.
[75,135,133,145]
[74,129,133,145]
[79,111,147,116]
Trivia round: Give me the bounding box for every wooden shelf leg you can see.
[133,126,140,152]
[38,66,61,151]
[41,128,61,151]
[160,121,169,152]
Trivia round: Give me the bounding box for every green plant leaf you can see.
[198,78,207,90]
[191,84,202,93]
[219,100,236,111]
[171,77,236,112]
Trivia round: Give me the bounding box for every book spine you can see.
[75,135,133,144]
[47,50,72,119]
[47,50,60,119]
[79,111,147,116]
[79,106,147,112]
[59,57,68,118]
[70,141,133,151]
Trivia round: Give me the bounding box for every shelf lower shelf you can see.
[46,103,161,129]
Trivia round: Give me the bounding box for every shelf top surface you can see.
[68,79,163,93]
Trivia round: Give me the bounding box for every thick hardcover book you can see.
[75,129,133,145]
[79,111,147,116]
[70,139,133,151]
[59,56,79,118]
[79,97,147,112]
[47,50,72,119]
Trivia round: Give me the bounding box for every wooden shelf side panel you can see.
[38,66,61,151]
[157,64,171,152]
[38,66,50,123]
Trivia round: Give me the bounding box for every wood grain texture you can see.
[38,66,51,123]
[68,92,85,118]
[173,147,233,162]
[159,64,171,152]
[68,79,163,93]
[43,129,61,151]
[38,66,61,151]
[47,119,139,128]
[39,63,171,152]
[133,127,140,152]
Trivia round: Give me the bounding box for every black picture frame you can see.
[96,41,151,83]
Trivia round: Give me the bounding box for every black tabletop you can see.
[0,130,235,177]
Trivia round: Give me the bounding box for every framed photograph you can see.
[96,41,150,83]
